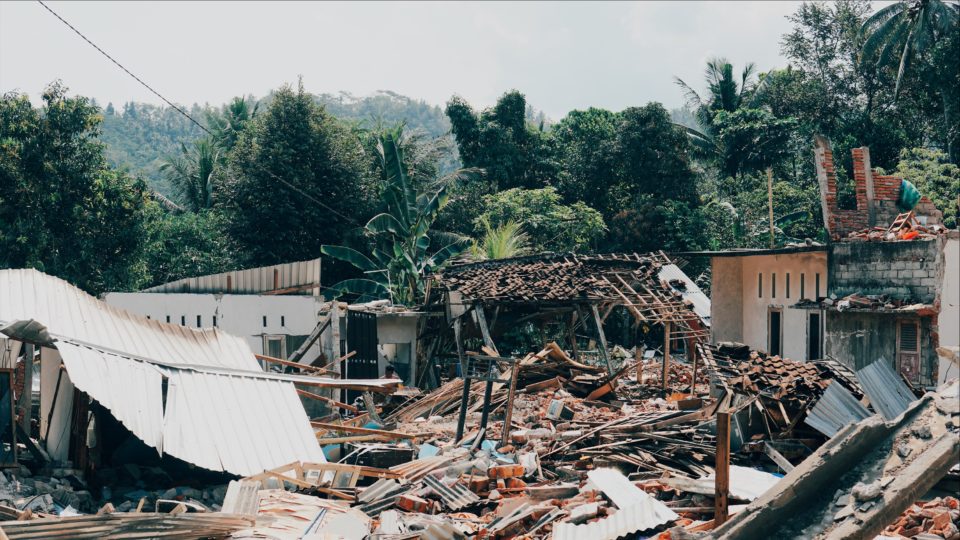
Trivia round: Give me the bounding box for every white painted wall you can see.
[938,237,959,384]
[375,314,419,384]
[710,257,743,343]
[104,292,326,360]
[40,347,74,462]
[711,251,827,360]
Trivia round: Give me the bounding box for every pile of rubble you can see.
[879,497,959,539]
[845,210,948,242]
[2,341,955,540]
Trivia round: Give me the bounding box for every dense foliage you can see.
[0,84,153,294]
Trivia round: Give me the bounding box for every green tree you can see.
[893,147,960,228]
[220,82,375,267]
[475,187,606,253]
[160,137,221,211]
[0,83,152,294]
[552,108,618,211]
[861,0,960,160]
[206,96,258,151]
[321,126,468,305]
[142,209,238,286]
[445,90,559,192]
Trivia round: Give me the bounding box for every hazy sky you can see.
[1,1,810,119]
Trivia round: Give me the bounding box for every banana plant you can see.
[322,126,469,305]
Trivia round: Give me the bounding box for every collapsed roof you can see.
[0,269,397,476]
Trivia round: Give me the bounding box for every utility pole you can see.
[767,167,775,249]
[715,410,731,526]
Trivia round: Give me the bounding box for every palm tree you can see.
[861,0,959,96]
[673,58,766,159]
[861,0,959,160]
[160,137,221,212]
[207,97,258,150]
[469,219,530,261]
[321,126,471,305]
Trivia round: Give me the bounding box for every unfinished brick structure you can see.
[813,136,942,239]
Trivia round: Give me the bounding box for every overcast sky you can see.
[2,1,811,119]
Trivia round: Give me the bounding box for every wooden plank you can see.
[715,410,731,526]
[763,442,795,473]
[589,304,613,374]
[296,389,359,413]
[662,321,671,391]
[501,360,520,446]
[287,314,332,363]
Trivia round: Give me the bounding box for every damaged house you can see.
[0,269,400,478]
[695,140,958,388]
[104,259,424,388]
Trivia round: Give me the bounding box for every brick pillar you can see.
[852,147,876,226]
[814,135,838,237]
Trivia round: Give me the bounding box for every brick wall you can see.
[830,237,943,303]
[814,138,942,239]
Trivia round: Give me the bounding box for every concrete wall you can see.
[40,347,74,463]
[104,292,326,360]
[710,257,743,343]
[710,251,827,360]
[938,237,959,383]
[830,238,942,303]
[825,311,937,387]
[376,314,420,384]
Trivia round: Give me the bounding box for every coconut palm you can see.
[673,58,767,160]
[861,0,959,97]
[469,219,530,261]
[321,126,471,305]
[160,137,220,211]
[207,96,258,150]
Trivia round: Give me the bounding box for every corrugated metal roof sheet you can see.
[0,269,326,476]
[658,263,711,326]
[141,258,320,295]
[422,475,480,511]
[552,497,679,540]
[856,359,918,420]
[804,381,873,437]
[0,269,257,370]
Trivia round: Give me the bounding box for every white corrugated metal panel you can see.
[56,342,165,451]
[658,264,711,326]
[552,497,679,540]
[0,269,326,476]
[162,370,326,476]
[0,269,257,371]
[141,259,321,295]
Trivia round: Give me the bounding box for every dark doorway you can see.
[345,310,379,404]
[808,312,822,360]
[769,310,782,357]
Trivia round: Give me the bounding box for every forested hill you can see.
[99,91,452,196]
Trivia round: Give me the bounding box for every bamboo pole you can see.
[715,410,731,526]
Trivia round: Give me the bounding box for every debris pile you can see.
[880,497,960,539]
[845,210,948,242]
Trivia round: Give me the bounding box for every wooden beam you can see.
[763,442,795,473]
[662,321,671,391]
[287,315,332,363]
[296,389,359,413]
[501,360,520,446]
[635,345,643,384]
[589,304,613,374]
[472,304,499,356]
[715,410,731,526]
[256,354,335,374]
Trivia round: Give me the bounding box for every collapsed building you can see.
[0,138,956,539]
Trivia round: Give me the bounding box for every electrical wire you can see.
[37,0,361,225]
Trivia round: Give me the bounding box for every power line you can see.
[36,0,361,226]
[37,0,211,136]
